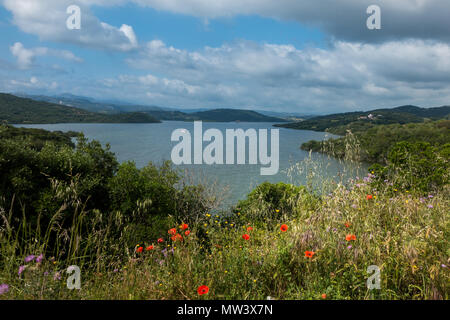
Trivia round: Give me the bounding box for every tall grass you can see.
[0,140,448,300]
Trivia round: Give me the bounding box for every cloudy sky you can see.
[1,0,449,114]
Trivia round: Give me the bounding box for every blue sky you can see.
[1,0,450,114]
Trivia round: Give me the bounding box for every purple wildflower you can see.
[428,194,434,198]
[0,284,9,295]
[427,204,434,209]
[44,271,49,276]
[18,265,26,275]
[113,269,119,273]
[351,204,358,209]
[24,255,35,263]
[53,272,61,281]
[441,264,447,268]
[347,245,352,249]
[36,254,44,263]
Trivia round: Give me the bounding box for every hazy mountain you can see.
[0,93,160,124]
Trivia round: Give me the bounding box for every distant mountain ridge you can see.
[275,105,450,135]
[6,93,287,123]
[0,93,161,124]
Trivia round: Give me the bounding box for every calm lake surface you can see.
[18,122,368,207]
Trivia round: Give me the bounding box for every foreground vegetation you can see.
[0,124,448,300]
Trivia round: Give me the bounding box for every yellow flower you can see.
[275,209,280,213]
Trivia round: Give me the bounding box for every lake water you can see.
[18,122,367,207]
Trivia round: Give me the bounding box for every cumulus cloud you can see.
[9,42,82,69]
[2,0,138,51]
[99,39,450,112]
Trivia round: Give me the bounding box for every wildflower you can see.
[345,234,357,241]
[113,269,119,273]
[280,224,288,232]
[44,271,49,276]
[18,265,26,275]
[427,204,433,209]
[351,204,358,209]
[304,251,315,258]
[136,246,143,253]
[168,228,177,236]
[347,245,352,249]
[247,226,253,232]
[0,284,9,295]
[157,238,164,243]
[321,293,327,299]
[275,209,280,213]
[171,234,183,242]
[53,272,61,281]
[185,230,191,236]
[180,223,189,230]
[36,254,44,263]
[197,285,209,295]
[366,195,373,200]
[345,222,351,228]
[242,234,250,240]
[24,255,35,263]
[441,264,447,268]
[146,245,154,251]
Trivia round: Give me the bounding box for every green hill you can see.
[275,105,450,135]
[0,93,161,124]
[189,109,286,122]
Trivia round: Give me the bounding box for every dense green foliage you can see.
[301,120,450,163]
[0,93,160,124]
[0,124,448,300]
[276,105,450,135]
[0,125,212,248]
[300,121,450,193]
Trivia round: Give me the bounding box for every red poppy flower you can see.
[146,245,154,251]
[304,251,315,258]
[345,222,351,228]
[171,234,183,242]
[180,223,189,230]
[197,285,209,295]
[345,234,357,241]
[185,230,190,236]
[366,194,373,200]
[136,246,143,253]
[157,238,164,243]
[247,226,253,232]
[242,234,250,240]
[321,293,327,299]
[280,224,288,232]
[168,228,177,236]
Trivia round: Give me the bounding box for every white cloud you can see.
[95,39,450,112]
[9,42,82,69]
[2,0,139,51]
